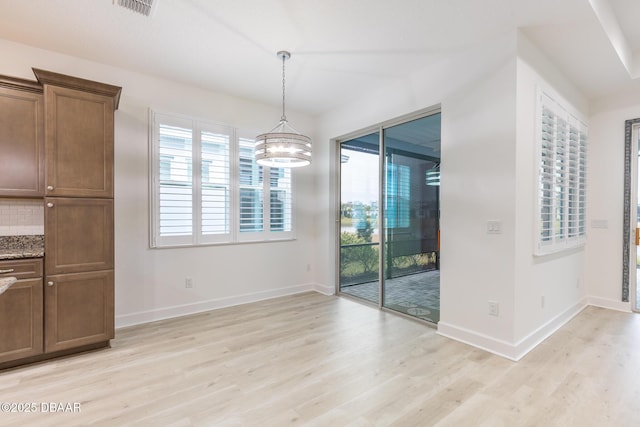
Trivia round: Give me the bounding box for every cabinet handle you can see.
[0,269,14,274]
[47,281,54,287]
[47,185,54,191]
[47,202,54,208]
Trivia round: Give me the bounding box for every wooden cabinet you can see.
[44,270,114,353]
[42,85,114,198]
[0,76,44,197]
[0,259,43,364]
[0,68,120,369]
[45,198,114,275]
[35,68,120,360]
[44,197,114,350]
[33,69,120,199]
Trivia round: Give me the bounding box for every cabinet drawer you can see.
[0,258,43,280]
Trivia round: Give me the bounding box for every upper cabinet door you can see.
[0,81,44,197]
[44,85,114,198]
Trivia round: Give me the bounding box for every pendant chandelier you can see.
[425,162,440,186]
[255,51,312,168]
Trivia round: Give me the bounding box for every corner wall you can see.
[316,32,524,354]
[437,56,518,349]
[510,33,590,359]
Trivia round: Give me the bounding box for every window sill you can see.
[150,237,297,250]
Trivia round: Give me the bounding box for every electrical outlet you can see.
[185,277,193,288]
[306,264,311,272]
[541,295,545,308]
[488,300,499,316]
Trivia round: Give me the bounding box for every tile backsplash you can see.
[0,199,44,236]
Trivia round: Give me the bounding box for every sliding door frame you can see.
[334,105,441,317]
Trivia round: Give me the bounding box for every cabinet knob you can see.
[47,185,54,191]
[47,281,54,287]
[47,202,54,208]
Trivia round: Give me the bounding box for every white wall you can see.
[586,87,640,312]
[438,56,518,350]
[511,33,590,358]
[0,38,323,327]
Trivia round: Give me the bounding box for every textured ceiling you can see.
[0,0,637,115]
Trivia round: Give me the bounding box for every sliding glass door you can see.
[337,112,441,323]
[382,115,441,323]
[339,131,380,304]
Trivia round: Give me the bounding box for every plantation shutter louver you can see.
[539,106,554,243]
[200,126,231,241]
[158,123,193,242]
[270,167,292,232]
[239,137,264,233]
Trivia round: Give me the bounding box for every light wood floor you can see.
[1,292,639,426]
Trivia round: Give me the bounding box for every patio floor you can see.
[340,269,440,323]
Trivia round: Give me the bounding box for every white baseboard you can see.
[587,296,632,312]
[115,283,323,329]
[312,282,335,295]
[437,322,520,361]
[116,286,630,362]
[438,298,588,361]
[510,298,588,361]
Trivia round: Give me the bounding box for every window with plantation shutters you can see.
[150,111,295,247]
[237,136,294,240]
[270,167,292,232]
[535,91,587,255]
[157,123,193,243]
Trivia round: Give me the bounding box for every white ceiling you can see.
[0,0,638,115]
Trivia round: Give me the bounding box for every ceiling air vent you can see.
[117,0,155,17]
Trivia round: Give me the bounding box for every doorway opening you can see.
[625,119,640,311]
[337,111,441,323]
[632,123,640,311]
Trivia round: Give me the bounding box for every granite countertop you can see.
[0,235,44,260]
[0,276,17,294]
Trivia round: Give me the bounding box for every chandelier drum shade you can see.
[425,162,440,186]
[255,51,312,168]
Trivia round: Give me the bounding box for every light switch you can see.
[487,220,502,234]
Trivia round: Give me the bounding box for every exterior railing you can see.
[340,241,437,287]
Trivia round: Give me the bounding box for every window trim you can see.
[149,109,296,248]
[534,87,587,256]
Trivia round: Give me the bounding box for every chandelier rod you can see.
[281,52,287,122]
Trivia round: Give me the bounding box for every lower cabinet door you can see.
[45,270,114,353]
[0,278,43,363]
